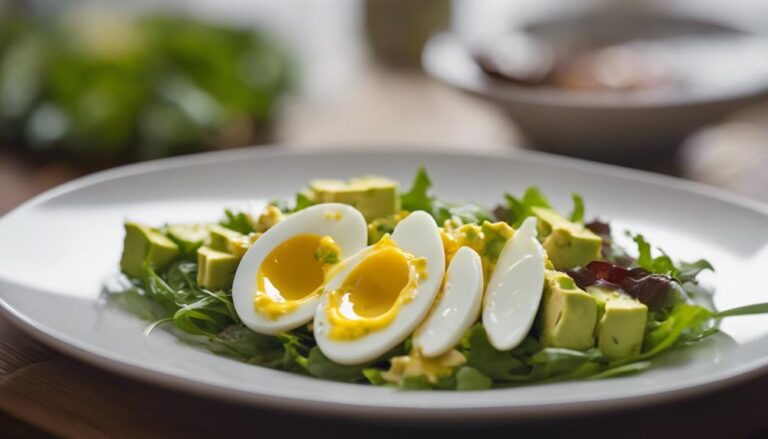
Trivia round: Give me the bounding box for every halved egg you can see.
[313,211,445,365]
[483,216,546,350]
[232,203,367,335]
[412,246,484,358]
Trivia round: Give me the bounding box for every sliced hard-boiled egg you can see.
[412,246,484,358]
[483,216,546,351]
[232,203,367,335]
[313,211,445,365]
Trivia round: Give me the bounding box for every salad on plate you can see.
[109,168,768,390]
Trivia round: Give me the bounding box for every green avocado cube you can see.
[309,176,399,221]
[209,225,251,257]
[539,271,598,350]
[197,246,240,291]
[120,222,180,279]
[531,207,602,270]
[587,287,648,360]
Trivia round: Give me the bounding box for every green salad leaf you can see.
[400,167,492,225]
[305,347,368,382]
[503,186,551,228]
[628,233,714,283]
[400,166,433,213]
[569,194,585,223]
[110,176,768,393]
[501,186,586,228]
[214,324,283,359]
[462,325,528,381]
[293,192,314,213]
[454,367,493,390]
[220,209,254,234]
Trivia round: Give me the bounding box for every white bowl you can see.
[422,13,768,162]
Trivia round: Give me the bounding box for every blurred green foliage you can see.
[0,11,293,161]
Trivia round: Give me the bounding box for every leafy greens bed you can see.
[110,168,768,391]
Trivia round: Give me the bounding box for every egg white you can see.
[413,246,484,358]
[483,216,546,351]
[313,211,445,365]
[232,203,367,335]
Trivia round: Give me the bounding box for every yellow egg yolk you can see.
[254,234,334,320]
[381,348,467,385]
[439,221,514,286]
[325,235,427,340]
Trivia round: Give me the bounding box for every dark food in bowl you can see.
[476,34,670,92]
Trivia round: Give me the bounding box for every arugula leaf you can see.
[400,167,492,225]
[529,348,601,378]
[432,200,492,226]
[678,260,715,283]
[400,375,433,390]
[220,209,254,234]
[569,193,585,223]
[503,186,551,227]
[462,325,528,381]
[118,285,166,321]
[587,361,651,380]
[306,347,367,382]
[715,302,768,318]
[173,294,235,337]
[165,261,198,290]
[628,233,713,284]
[631,233,655,273]
[400,166,433,212]
[362,368,387,386]
[142,266,197,313]
[294,192,314,212]
[641,303,714,359]
[278,332,312,374]
[454,367,493,390]
[214,324,283,359]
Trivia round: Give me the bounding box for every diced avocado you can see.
[120,222,180,279]
[166,224,209,255]
[309,176,399,221]
[531,206,602,270]
[196,246,240,291]
[538,271,598,350]
[587,286,648,360]
[209,225,251,257]
[481,221,514,263]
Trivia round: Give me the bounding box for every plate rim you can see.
[2,146,768,422]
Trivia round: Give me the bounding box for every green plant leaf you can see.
[400,166,433,212]
[220,209,254,234]
[569,193,585,223]
[462,325,528,381]
[503,186,552,227]
[454,367,492,390]
[715,302,768,318]
[306,347,367,382]
[641,303,714,359]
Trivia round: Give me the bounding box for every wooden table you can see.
[3,72,768,437]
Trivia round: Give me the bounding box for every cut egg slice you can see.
[314,211,445,365]
[413,246,484,358]
[232,203,367,335]
[483,216,546,351]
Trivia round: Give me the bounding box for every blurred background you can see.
[2,0,768,214]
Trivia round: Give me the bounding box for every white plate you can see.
[1,148,768,422]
